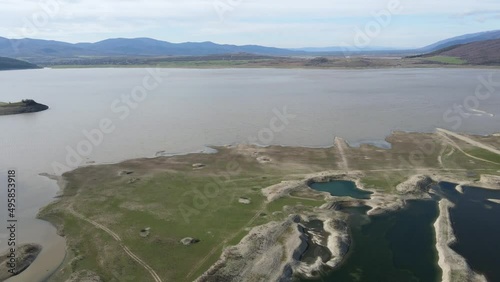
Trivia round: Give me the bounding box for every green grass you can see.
[79,174,269,280]
[46,165,324,280]
[361,172,408,192]
[425,56,467,65]
[466,148,500,164]
[443,148,500,170]
[50,59,274,69]
[42,155,297,281]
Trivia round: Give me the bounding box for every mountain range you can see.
[0,30,499,64]
[0,37,302,60]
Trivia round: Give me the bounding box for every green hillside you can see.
[0,57,40,70]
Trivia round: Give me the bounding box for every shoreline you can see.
[1,174,68,282]
[45,64,500,70]
[0,174,67,282]
[3,219,66,282]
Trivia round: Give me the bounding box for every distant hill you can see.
[423,39,500,65]
[1,30,499,65]
[419,30,500,53]
[292,46,398,52]
[0,56,39,70]
[0,37,303,62]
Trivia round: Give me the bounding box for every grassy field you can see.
[424,56,467,65]
[466,148,500,164]
[361,172,408,193]
[50,60,275,69]
[40,146,337,281]
[39,132,500,281]
[44,56,500,70]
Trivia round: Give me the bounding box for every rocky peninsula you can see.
[0,99,49,116]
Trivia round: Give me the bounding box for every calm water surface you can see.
[308,181,440,282]
[316,200,441,282]
[437,182,500,282]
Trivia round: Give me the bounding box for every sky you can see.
[1,0,500,48]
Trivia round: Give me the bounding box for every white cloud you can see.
[1,0,500,47]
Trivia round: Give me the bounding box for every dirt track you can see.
[69,206,163,282]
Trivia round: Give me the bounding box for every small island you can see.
[0,99,49,116]
[0,244,42,280]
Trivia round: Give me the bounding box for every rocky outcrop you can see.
[238,197,251,204]
[195,219,296,282]
[256,156,272,164]
[180,237,200,246]
[195,213,351,282]
[396,175,434,194]
[365,193,406,215]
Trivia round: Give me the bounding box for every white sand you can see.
[487,199,500,205]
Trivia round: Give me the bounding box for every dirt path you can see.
[68,206,163,282]
[436,131,500,165]
[438,146,446,169]
[289,195,323,202]
[437,128,500,155]
[437,145,455,169]
[335,137,349,171]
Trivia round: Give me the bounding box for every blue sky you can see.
[1,0,500,48]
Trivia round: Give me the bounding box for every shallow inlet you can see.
[307,181,441,282]
[309,180,373,199]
